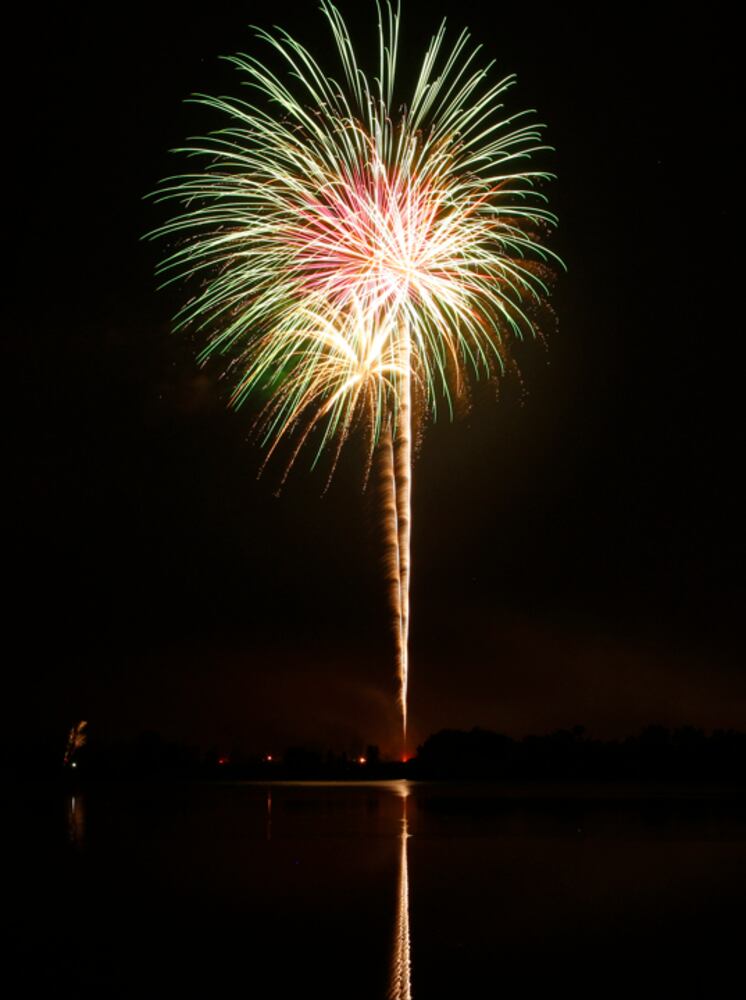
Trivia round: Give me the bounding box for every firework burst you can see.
[63,720,87,767]
[149,1,561,748]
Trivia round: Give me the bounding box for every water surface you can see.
[10,781,746,998]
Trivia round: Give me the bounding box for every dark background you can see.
[14,2,744,757]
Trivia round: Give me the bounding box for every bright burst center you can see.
[294,159,439,310]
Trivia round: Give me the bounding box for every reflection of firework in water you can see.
[150,1,560,747]
[389,781,412,1000]
[67,794,85,849]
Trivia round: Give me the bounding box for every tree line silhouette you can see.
[8,724,746,784]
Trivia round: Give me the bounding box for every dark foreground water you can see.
[8,781,746,998]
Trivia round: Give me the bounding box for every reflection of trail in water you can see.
[67,793,85,848]
[389,781,412,1000]
[266,789,272,842]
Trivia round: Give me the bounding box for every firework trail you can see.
[394,323,412,744]
[379,423,405,720]
[149,1,560,749]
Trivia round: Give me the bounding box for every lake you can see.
[10,780,746,998]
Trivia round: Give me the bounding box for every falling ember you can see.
[149,1,561,746]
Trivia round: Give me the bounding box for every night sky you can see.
[16,3,744,756]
